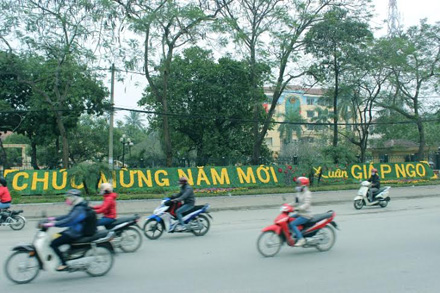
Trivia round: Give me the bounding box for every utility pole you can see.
[108,64,115,171]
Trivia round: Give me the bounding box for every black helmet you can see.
[0,177,7,187]
[178,176,188,184]
[65,189,82,197]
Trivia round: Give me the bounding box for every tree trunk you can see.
[0,138,10,169]
[55,111,70,168]
[416,118,425,161]
[333,57,339,149]
[31,141,40,170]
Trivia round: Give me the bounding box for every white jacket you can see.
[289,187,312,219]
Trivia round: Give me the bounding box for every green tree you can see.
[304,7,373,152]
[277,109,305,144]
[2,0,110,168]
[141,47,270,165]
[114,0,225,167]
[377,21,440,160]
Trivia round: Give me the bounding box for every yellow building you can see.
[263,86,327,155]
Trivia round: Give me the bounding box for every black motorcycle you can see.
[0,208,26,230]
[105,214,143,253]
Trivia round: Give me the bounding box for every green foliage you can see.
[140,46,270,165]
[68,161,111,195]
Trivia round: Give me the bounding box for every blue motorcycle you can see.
[143,198,212,240]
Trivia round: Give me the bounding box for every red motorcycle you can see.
[257,204,338,257]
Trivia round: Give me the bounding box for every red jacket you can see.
[0,186,11,203]
[93,192,117,219]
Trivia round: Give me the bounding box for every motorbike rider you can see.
[367,168,381,202]
[0,177,12,220]
[43,189,92,271]
[93,182,117,228]
[170,176,195,231]
[288,177,313,247]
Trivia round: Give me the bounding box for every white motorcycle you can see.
[354,181,391,210]
[4,220,115,284]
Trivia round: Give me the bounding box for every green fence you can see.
[2,162,435,195]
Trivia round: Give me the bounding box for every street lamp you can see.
[120,134,133,168]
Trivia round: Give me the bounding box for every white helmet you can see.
[100,182,113,195]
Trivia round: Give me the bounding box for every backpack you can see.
[82,205,97,236]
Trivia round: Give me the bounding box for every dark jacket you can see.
[172,184,195,206]
[93,192,118,219]
[368,174,381,189]
[55,201,87,238]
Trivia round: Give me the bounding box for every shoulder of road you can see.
[13,185,440,219]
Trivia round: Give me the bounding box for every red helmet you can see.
[371,168,378,173]
[296,176,310,186]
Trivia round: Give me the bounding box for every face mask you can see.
[296,186,303,192]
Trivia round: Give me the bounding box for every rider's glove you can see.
[43,222,55,228]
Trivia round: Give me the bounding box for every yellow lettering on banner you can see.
[31,172,49,190]
[52,170,67,190]
[3,169,17,178]
[351,165,363,180]
[12,172,29,191]
[155,170,169,187]
[406,164,416,177]
[380,164,392,177]
[256,165,271,183]
[70,177,84,189]
[416,163,426,177]
[395,164,406,178]
[177,169,194,185]
[237,167,256,184]
[138,170,153,187]
[211,168,230,185]
[313,166,322,177]
[120,170,136,188]
[196,167,211,185]
[270,167,279,183]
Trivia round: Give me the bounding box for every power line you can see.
[1,106,439,126]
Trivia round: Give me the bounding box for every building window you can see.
[265,137,273,146]
[307,111,314,118]
[306,97,315,105]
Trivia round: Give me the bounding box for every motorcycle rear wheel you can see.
[143,218,165,240]
[191,214,210,236]
[10,215,26,231]
[353,199,364,210]
[315,226,336,252]
[119,226,142,252]
[257,231,282,257]
[4,251,40,284]
[85,246,114,277]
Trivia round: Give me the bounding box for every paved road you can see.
[11,184,440,218]
[1,190,440,292]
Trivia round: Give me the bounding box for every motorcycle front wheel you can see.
[353,199,364,210]
[379,200,388,208]
[191,214,210,236]
[4,251,40,284]
[315,226,336,252]
[10,215,26,231]
[85,246,114,277]
[119,226,142,253]
[143,218,165,240]
[257,231,282,257]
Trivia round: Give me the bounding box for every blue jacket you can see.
[55,201,87,238]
